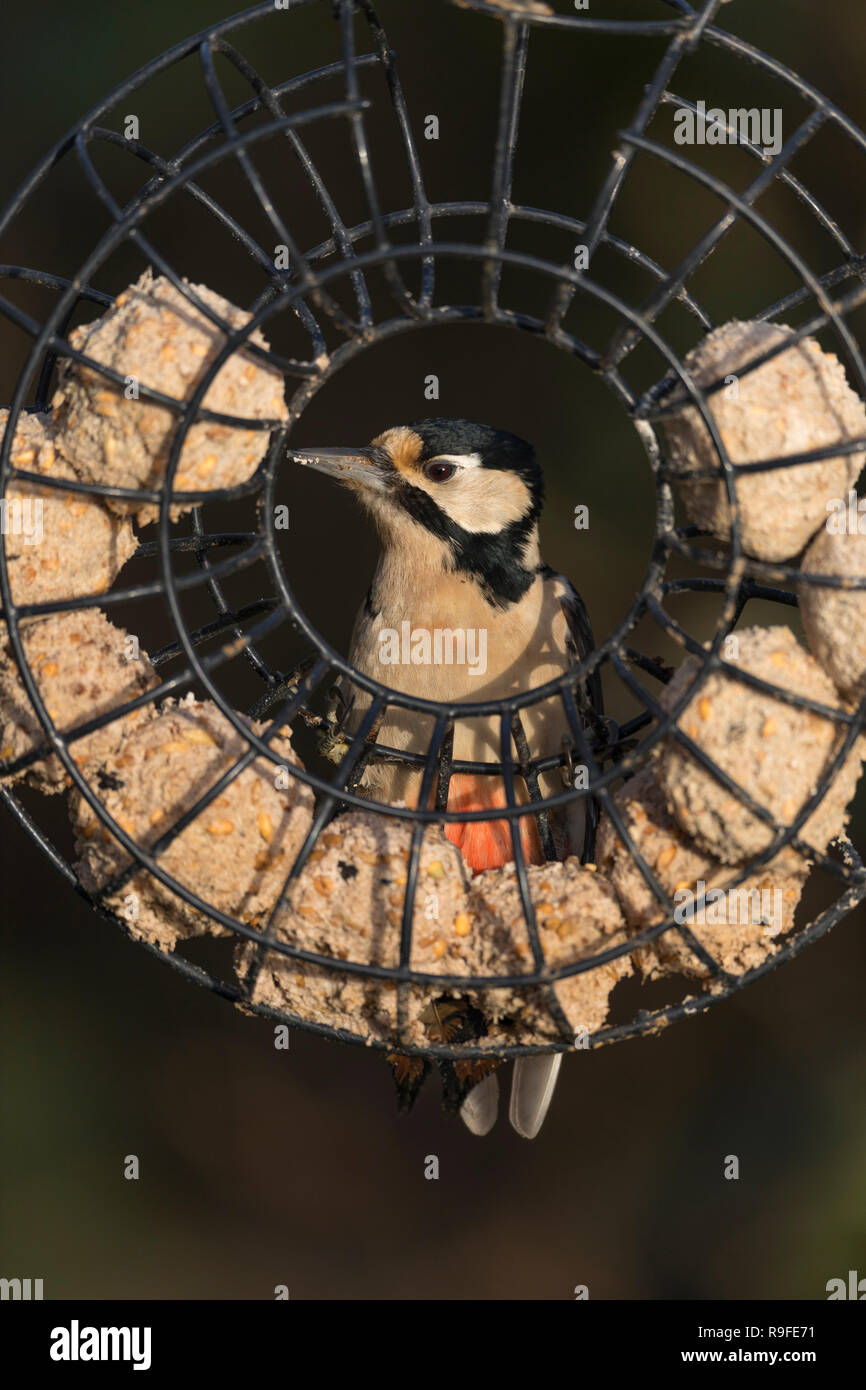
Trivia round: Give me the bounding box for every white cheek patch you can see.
[427,463,531,533]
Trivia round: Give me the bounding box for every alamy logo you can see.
[825,490,866,534]
[0,1276,43,1299]
[674,101,783,157]
[49,1320,152,1371]
[826,1270,866,1299]
[673,881,783,936]
[0,496,43,544]
[378,621,488,676]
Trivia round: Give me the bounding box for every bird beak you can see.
[289,444,390,492]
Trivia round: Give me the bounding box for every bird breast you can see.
[345,569,577,823]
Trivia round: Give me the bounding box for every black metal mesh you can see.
[1,0,865,1060]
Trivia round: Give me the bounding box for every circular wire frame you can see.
[0,0,864,1059]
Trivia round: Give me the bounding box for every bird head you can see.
[291,418,544,606]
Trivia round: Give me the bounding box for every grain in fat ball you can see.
[52,270,288,523]
[0,609,159,795]
[466,858,632,1042]
[72,695,314,952]
[662,320,866,561]
[235,810,475,1046]
[0,410,136,607]
[236,810,630,1047]
[799,519,866,704]
[596,766,807,980]
[655,626,864,864]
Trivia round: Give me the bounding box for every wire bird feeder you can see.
[2,0,866,1071]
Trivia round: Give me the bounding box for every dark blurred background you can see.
[2,0,866,1299]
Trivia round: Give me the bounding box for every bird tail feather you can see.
[509,1054,562,1139]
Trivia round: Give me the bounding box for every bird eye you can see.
[423,459,457,483]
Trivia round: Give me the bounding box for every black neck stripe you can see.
[393,481,538,608]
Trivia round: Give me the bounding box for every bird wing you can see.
[541,566,603,718]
